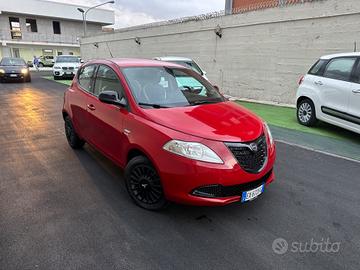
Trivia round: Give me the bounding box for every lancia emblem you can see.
[249,143,258,152]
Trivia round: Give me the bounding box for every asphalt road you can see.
[1,73,359,270]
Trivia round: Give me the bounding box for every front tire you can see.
[64,116,85,149]
[125,156,168,211]
[297,98,317,126]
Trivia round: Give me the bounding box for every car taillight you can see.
[298,75,305,85]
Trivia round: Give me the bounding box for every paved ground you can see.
[1,73,360,270]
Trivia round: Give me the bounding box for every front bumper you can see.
[156,138,276,206]
[53,69,77,78]
[0,73,28,81]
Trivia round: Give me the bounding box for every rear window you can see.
[308,59,327,75]
[323,58,356,82]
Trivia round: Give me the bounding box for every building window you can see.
[26,19,38,32]
[57,51,63,56]
[9,17,22,39]
[69,52,74,55]
[53,21,61,34]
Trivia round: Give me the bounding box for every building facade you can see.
[0,0,114,62]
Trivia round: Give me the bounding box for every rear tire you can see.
[125,156,168,211]
[64,116,85,149]
[297,98,317,127]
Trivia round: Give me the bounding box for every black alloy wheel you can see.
[64,116,85,149]
[125,156,168,210]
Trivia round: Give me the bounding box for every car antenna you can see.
[105,42,114,58]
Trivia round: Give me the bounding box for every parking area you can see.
[0,72,359,269]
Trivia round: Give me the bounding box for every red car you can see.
[62,59,276,210]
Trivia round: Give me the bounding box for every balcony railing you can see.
[0,30,80,45]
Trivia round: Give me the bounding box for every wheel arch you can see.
[297,96,314,108]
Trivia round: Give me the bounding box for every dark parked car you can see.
[0,57,31,82]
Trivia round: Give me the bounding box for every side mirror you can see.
[99,91,127,107]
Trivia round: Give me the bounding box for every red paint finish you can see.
[63,59,276,206]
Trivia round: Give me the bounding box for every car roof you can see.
[153,56,193,62]
[320,52,360,60]
[91,58,185,68]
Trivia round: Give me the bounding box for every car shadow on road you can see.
[72,143,272,225]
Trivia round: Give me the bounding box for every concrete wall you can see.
[80,0,360,104]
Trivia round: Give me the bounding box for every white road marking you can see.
[275,139,360,164]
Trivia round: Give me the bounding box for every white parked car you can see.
[296,52,360,134]
[53,55,82,80]
[153,56,208,80]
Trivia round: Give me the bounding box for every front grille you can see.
[62,67,68,70]
[225,135,268,174]
[69,67,74,70]
[191,169,272,198]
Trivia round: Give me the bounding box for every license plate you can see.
[10,74,18,77]
[241,184,265,202]
[65,72,73,75]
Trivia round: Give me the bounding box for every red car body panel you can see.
[63,59,276,206]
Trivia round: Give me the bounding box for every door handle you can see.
[352,89,360,94]
[314,80,323,86]
[87,104,96,111]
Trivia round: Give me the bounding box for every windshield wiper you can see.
[138,102,169,109]
[190,100,219,106]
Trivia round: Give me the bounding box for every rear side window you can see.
[78,65,96,92]
[308,59,327,75]
[94,65,124,97]
[323,58,356,81]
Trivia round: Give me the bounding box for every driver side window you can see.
[94,65,124,98]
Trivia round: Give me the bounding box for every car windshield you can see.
[0,58,26,66]
[171,61,203,75]
[56,56,80,63]
[122,66,224,108]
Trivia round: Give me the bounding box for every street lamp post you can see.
[77,1,114,37]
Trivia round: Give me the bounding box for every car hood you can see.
[53,63,80,68]
[0,65,27,72]
[143,101,264,142]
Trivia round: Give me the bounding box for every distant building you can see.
[0,0,114,62]
[225,0,303,14]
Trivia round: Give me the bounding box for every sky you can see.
[49,0,225,28]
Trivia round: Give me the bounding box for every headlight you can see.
[21,68,28,74]
[163,140,223,164]
[264,122,274,145]
[53,66,61,70]
[0,69,5,74]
